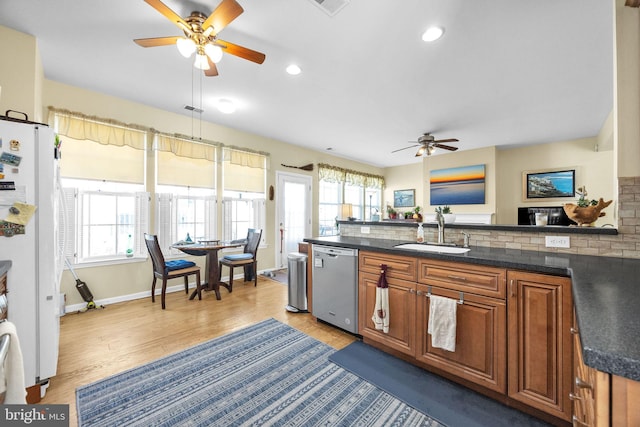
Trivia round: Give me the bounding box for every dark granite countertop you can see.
[304,235,640,382]
[0,260,11,277]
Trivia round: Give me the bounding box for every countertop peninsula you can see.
[304,235,640,382]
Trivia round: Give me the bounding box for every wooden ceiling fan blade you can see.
[144,0,191,32]
[215,39,266,64]
[434,143,459,151]
[134,36,181,47]
[202,0,244,37]
[391,144,420,153]
[204,58,219,76]
[434,138,459,143]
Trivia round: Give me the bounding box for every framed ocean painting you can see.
[523,169,575,200]
[430,164,486,205]
[393,189,415,208]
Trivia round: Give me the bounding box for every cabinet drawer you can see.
[418,259,506,299]
[359,251,417,282]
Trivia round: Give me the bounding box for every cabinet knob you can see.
[575,376,593,390]
[570,327,579,335]
[416,290,423,296]
[569,392,583,401]
[408,288,415,294]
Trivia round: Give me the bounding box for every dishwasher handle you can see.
[313,245,358,257]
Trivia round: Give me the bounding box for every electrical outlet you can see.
[361,226,370,234]
[545,236,570,248]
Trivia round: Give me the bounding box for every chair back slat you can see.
[144,234,166,275]
[245,228,262,257]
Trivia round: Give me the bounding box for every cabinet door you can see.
[416,284,507,393]
[358,271,416,356]
[507,270,572,421]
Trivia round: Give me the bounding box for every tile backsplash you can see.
[341,176,640,259]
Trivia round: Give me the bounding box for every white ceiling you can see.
[0,0,613,168]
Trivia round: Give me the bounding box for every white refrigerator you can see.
[0,117,62,398]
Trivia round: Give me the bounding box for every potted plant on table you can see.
[435,206,456,224]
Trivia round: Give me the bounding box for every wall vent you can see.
[308,0,350,17]
[184,105,204,114]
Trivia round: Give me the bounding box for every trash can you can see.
[286,252,308,313]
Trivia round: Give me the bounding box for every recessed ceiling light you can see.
[422,26,444,42]
[286,64,302,75]
[216,99,236,114]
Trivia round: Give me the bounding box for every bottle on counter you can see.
[416,223,424,243]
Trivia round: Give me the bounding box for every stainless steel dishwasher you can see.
[311,245,358,333]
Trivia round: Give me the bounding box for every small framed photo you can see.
[393,189,415,208]
[523,169,575,200]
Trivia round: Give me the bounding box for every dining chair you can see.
[144,233,202,309]
[219,228,262,291]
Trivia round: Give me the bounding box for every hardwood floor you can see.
[41,277,356,426]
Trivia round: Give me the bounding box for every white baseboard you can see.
[61,270,264,314]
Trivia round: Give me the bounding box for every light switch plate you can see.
[361,226,370,234]
[545,236,570,248]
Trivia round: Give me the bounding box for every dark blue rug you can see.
[329,341,552,427]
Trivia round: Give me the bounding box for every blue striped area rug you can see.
[76,318,444,426]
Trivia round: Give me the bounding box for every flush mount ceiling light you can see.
[134,0,266,77]
[286,64,302,75]
[422,26,444,42]
[216,99,236,114]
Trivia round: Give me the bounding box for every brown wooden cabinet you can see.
[571,314,610,427]
[415,283,507,393]
[416,259,507,393]
[358,251,417,356]
[358,271,416,356]
[507,270,573,422]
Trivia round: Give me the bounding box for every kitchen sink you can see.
[393,243,471,254]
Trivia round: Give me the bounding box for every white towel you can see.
[427,295,457,352]
[0,321,27,404]
[372,286,389,333]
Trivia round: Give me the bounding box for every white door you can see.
[276,171,312,269]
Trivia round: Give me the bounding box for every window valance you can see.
[48,107,147,150]
[318,163,385,189]
[222,147,268,169]
[154,133,217,161]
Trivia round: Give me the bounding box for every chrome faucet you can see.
[436,211,445,244]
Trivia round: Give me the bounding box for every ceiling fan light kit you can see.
[393,132,459,157]
[134,0,266,76]
[422,26,444,42]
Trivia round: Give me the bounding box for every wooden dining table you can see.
[171,241,242,300]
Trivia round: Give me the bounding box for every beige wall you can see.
[0,26,41,121]
[383,162,423,214]
[496,138,615,225]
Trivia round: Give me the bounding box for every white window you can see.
[222,148,267,243]
[154,135,217,256]
[156,190,216,256]
[318,164,385,235]
[318,180,341,236]
[52,110,150,265]
[61,180,149,263]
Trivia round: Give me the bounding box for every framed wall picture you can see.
[523,168,575,200]
[430,164,486,205]
[393,189,415,208]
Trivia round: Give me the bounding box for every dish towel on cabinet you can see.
[0,321,27,404]
[427,295,457,352]
[371,264,389,333]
